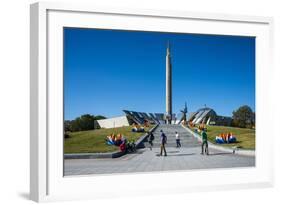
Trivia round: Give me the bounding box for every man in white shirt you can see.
[175,131,181,148]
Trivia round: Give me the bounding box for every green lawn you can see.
[64,125,154,153]
[193,125,255,150]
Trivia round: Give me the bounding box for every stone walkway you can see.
[64,124,255,176]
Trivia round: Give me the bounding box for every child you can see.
[147,132,155,150]
[201,130,209,155]
[175,131,181,148]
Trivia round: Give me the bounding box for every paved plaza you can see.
[64,125,255,176]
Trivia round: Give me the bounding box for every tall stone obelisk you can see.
[166,42,172,124]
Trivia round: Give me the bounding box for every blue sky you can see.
[64,28,255,120]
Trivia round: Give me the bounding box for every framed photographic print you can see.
[30,2,274,202]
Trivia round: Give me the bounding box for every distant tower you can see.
[166,42,172,124]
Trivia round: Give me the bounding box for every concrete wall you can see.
[97,116,129,128]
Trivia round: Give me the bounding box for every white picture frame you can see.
[30,2,274,202]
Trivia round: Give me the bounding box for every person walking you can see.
[160,130,167,156]
[175,131,181,148]
[201,130,209,155]
[147,131,155,150]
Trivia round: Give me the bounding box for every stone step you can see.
[146,124,201,148]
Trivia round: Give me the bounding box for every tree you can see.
[232,105,255,128]
[64,114,107,132]
[71,114,95,131]
[64,120,72,132]
[94,115,107,120]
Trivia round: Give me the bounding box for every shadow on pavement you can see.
[167,150,180,153]
[156,153,196,157]
[154,150,180,154]
[208,152,234,156]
